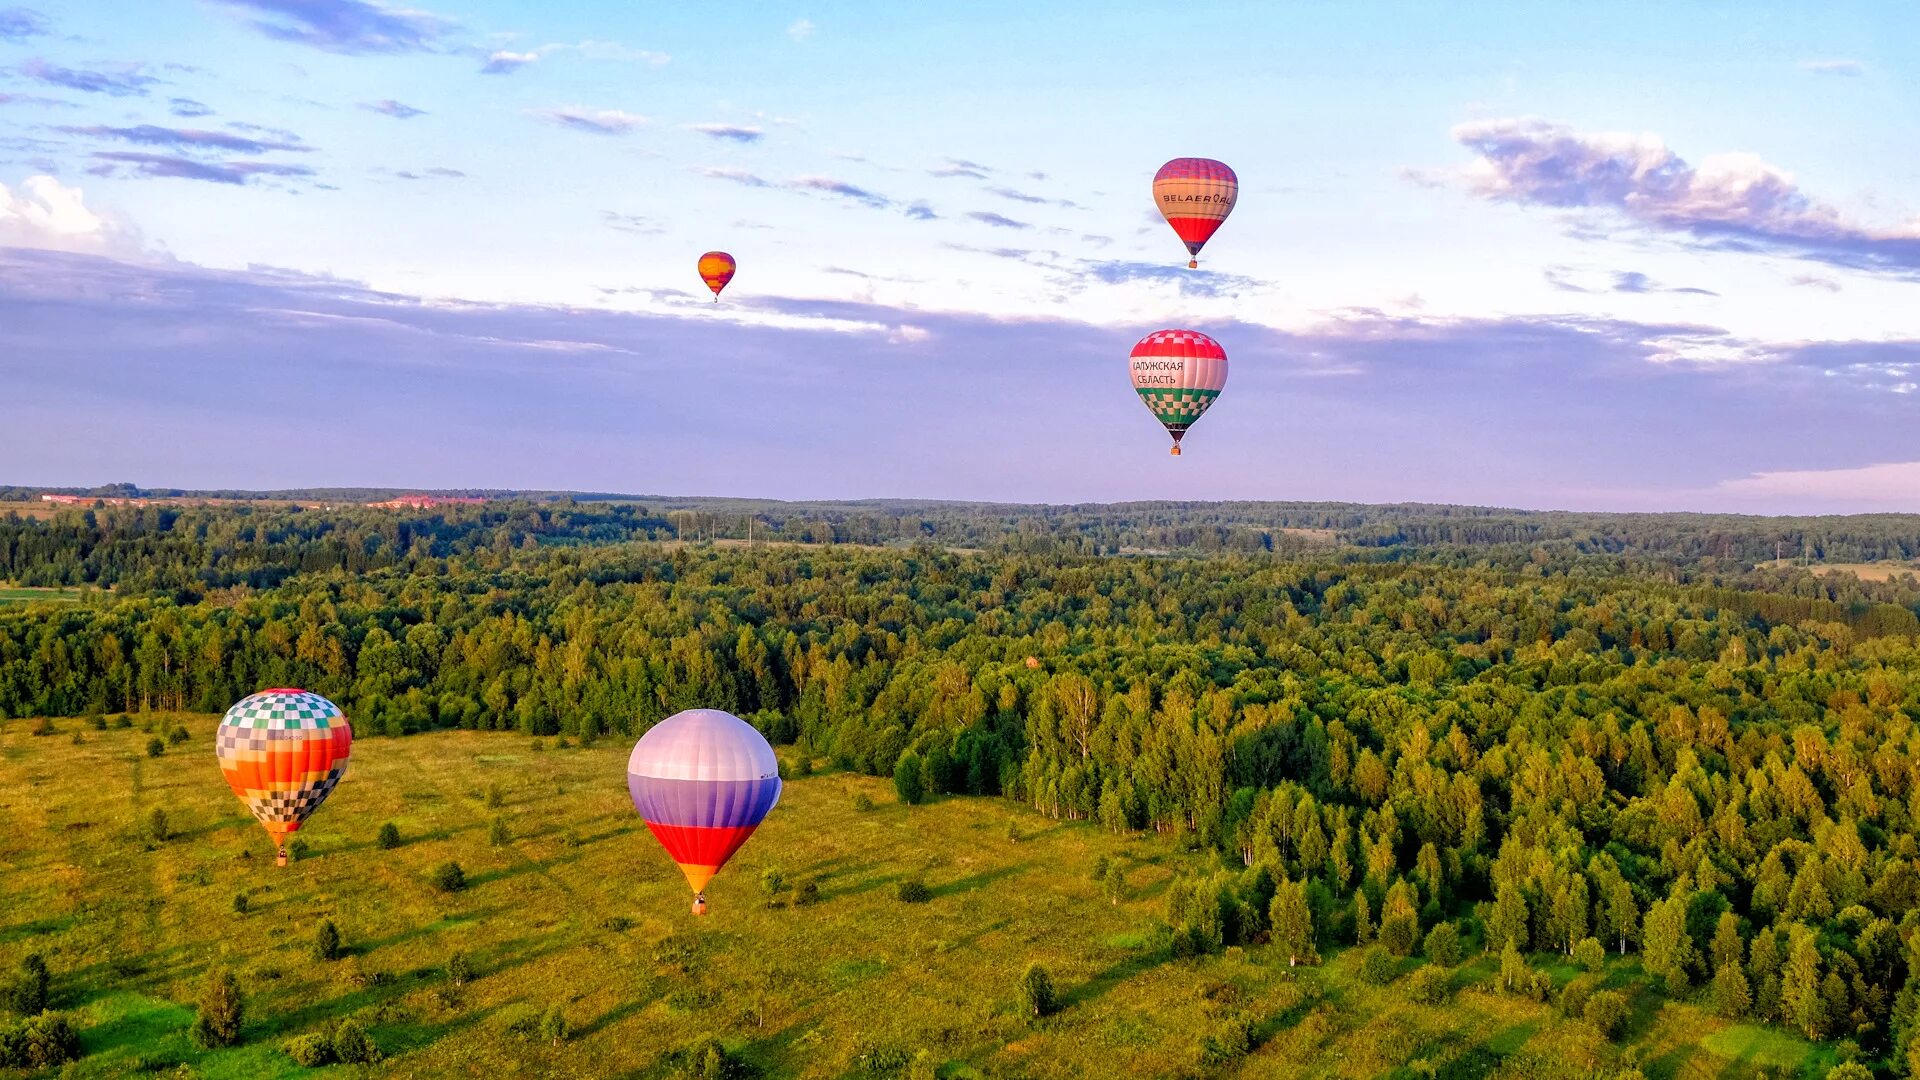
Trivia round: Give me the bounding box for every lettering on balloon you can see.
[1132,358,1188,387]
[1160,194,1234,205]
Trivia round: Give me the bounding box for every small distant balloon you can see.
[698,251,737,301]
[215,689,352,866]
[1152,158,1237,269]
[627,709,781,915]
[1129,329,1228,456]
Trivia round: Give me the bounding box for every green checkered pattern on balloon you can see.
[222,691,343,730]
[1137,387,1219,426]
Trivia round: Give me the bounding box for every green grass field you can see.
[0,587,86,606]
[0,720,1834,1078]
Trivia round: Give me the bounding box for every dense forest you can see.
[10,497,1920,1073]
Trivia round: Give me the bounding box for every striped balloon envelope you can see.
[1129,328,1229,456]
[627,709,781,914]
[697,251,737,301]
[215,688,352,865]
[1152,158,1238,269]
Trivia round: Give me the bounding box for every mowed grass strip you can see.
[0,721,1830,1078]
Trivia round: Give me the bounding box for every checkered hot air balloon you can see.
[627,709,781,915]
[1153,158,1238,269]
[1130,328,1228,456]
[697,251,737,301]
[215,688,352,866]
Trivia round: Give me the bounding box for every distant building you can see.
[365,495,489,510]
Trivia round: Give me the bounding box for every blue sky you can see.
[3,0,1918,510]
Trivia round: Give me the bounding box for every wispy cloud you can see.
[362,98,425,119]
[386,166,464,180]
[698,166,771,188]
[0,7,49,39]
[90,151,316,185]
[1542,265,1716,296]
[1789,274,1841,292]
[929,157,991,179]
[527,106,647,135]
[1444,117,1920,277]
[787,18,815,42]
[1797,58,1864,76]
[208,0,449,54]
[685,123,763,143]
[60,124,310,155]
[601,210,663,234]
[1077,259,1262,298]
[486,40,668,73]
[17,58,158,97]
[169,97,213,117]
[481,49,538,74]
[966,210,1029,229]
[790,175,890,208]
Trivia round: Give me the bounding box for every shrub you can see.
[189,969,243,1049]
[69,731,86,746]
[529,738,546,752]
[29,718,54,736]
[1408,966,1451,1005]
[795,878,820,906]
[1573,936,1607,972]
[0,1013,81,1069]
[113,715,132,729]
[674,1035,749,1079]
[555,736,571,749]
[893,753,925,805]
[1020,964,1059,1018]
[230,892,249,915]
[1005,820,1022,843]
[538,1005,571,1045]
[447,951,474,987]
[376,822,401,850]
[896,878,932,904]
[1560,974,1600,1019]
[7,954,49,1016]
[1827,1065,1874,1080]
[312,919,343,961]
[167,725,190,745]
[145,736,166,757]
[852,793,874,812]
[484,783,504,809]
[489,817,510,846]
[285,1032,333,1067]
[1358,947,1398,985]
[329,1018,377,1064]
[147,808,171,842]
[1198,1014,1254,1066]
[760,868,787,903]
[1584,990,1631,1039]
[287,837,310,862]
[430,861,468,893]
[88,714,106,730]
[1423,922,1462,966]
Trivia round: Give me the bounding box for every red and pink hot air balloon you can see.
[1130,329,1229,456]
[627,709,781,915]
[1153,158,1238,269]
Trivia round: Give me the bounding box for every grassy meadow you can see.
[0,719,1835,1079]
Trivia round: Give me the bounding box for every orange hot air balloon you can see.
[1153,158,1238,269]
[215,689,352,866]
[698,251,737,301]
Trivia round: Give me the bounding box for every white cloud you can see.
[0,176,142,257]
[1714,460,1920,504]
[1797,58,1864,76]
[527,107,649,135]
[787,18,815,42]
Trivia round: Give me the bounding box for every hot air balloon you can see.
[1153,158,1237,269]
[1130,328,1228,456]
[697,251,737,301]
[627,709,781,915]
[215,688,352,866]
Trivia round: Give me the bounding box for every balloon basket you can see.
[1170,445,1181,456]
[276,846,288,867]
[1187,260,1198,269]
[691,895,709,916]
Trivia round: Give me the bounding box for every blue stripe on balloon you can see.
[627,774,781,830]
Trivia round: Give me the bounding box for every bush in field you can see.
[167,725,189,745]
[311,919,343,961]
[147,808,171,842]
[376,822,401,850]
[484,783,504,809]
[1573,937,1607,972]
[447,951,475,986]
[6,954,49,1016]
[0,1013,81,1069]
[538,1005,571,1045]
[1019,964,1059,1019]
[1584,990,1631,1039]
[29,718,55,736]
[285,1033,332,1067]
[672,1035,750,1079]
[189,969,243,1048]
[1423,922,1462,966]
[1408,966,1451,1005]
[329,1019,376,1064]
[852,793,874,812]
[795,878,820,906]
[893,753,925,805]
[896,878,931,904]
[488,816,510,846]
[88,714,106,730]
[1560,974,1600,1019]
[430,862,467,893]
[145,736,165,757]
[287,837,310,861]
[760,868,787,906]
[113,716,132,729]
[1358,947,1397,986]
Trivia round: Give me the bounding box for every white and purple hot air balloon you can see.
[627,709,782,915]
